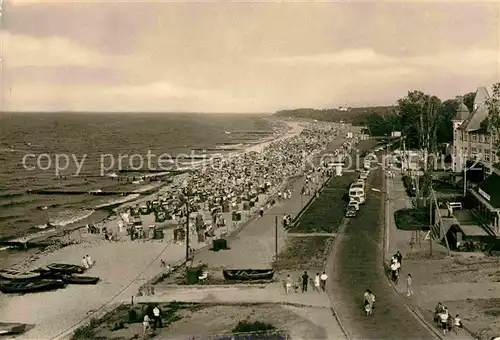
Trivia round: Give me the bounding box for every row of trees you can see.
[368,91,476,148]
[273,83,500,156]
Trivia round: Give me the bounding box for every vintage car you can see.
[345,205,357,218]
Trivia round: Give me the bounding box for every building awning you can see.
[470,189,500,212]
[475,173,500,209]
[456,224,491,237]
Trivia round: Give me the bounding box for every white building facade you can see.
[452,87,499,173]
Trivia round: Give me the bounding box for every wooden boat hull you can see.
[0,279,66,294]
[34,269,99,284]
[0,270,41,281]
[0,322,29,335]
[223,269,275,281]
[62,275,100,285]
[46,263,85,274]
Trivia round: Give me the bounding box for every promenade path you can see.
[385,171,475,340]
[327,167,437,340]
[135,283,330,307]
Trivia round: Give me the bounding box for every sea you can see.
[0,112,279,241]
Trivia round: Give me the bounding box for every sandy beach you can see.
[0,119,312,340]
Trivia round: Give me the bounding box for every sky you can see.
[1,0,500,113]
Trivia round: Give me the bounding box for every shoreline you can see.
[0,119,300,270]
[0,119,344,340]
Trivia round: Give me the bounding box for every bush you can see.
[232,321,276,334]
[128,309,138,323]
[71,318,99,340]
[394,208,430,231]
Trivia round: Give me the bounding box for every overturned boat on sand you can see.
[36,269,99,285]
[46,263,86,274]
[222,269,275,281]
[0,269,41,281]
[0,279,66,294]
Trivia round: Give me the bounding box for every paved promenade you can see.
[385,171,476,340]
[327,168,437,340]
[134,283,331,308]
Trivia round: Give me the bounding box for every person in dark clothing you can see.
[396,251,403,267]
[301,271,309,292]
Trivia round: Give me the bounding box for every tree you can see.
[462,92,476,113]
[437,99,459,143]
[485,82,500,158]
[397,91,442,152]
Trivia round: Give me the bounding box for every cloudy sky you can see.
[1,1,499,113]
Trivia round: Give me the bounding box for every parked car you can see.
[359,170,369,180]
[347,201,360,211]
[345,205,357,218]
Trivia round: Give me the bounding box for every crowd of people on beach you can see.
[114,121,347,245]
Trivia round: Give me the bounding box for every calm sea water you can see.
[0,112,275,240]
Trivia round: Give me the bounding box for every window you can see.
[472,147,477,153]
[480,135,485,143]
[485,154,490,162]
[464,133,468,141]
[472,135,477,142]
[486,135,490,143]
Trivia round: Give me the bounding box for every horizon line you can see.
[0,111,274,115]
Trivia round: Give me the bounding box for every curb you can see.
[324,217,351,340]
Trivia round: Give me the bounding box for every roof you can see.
[461,87,491,132]
[453,103,470,121]
[456,224,490,237]
[476,173,500,209]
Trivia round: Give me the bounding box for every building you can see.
[442,87,500,242]
[452,87,499,173]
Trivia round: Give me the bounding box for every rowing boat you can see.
[222,269,275,281]
[35,269,99,284]
[0,269,41,281]
[0,279,66,294]
[46,263,86,274]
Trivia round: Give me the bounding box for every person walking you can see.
[320,271,328,291]
[142,314,151,338]
[152,305,162,329]
[406,273,413,296]
[85,254,93,267]
[81,256,90,269]
[285,275,293,294]
[259,207,264,217]
[390,261,398,283]
[314,273,321,292]
[301,271,309,292]
[396,251,403,269]
[363,289,374,315]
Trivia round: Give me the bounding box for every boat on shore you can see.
[46,263,86,274]
[0,322,30,336]
[222,269,275,281]
[0,279,66,294]
[35,269,99,285]
[0,269,41,281]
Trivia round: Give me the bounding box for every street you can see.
[327,167,437,339]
